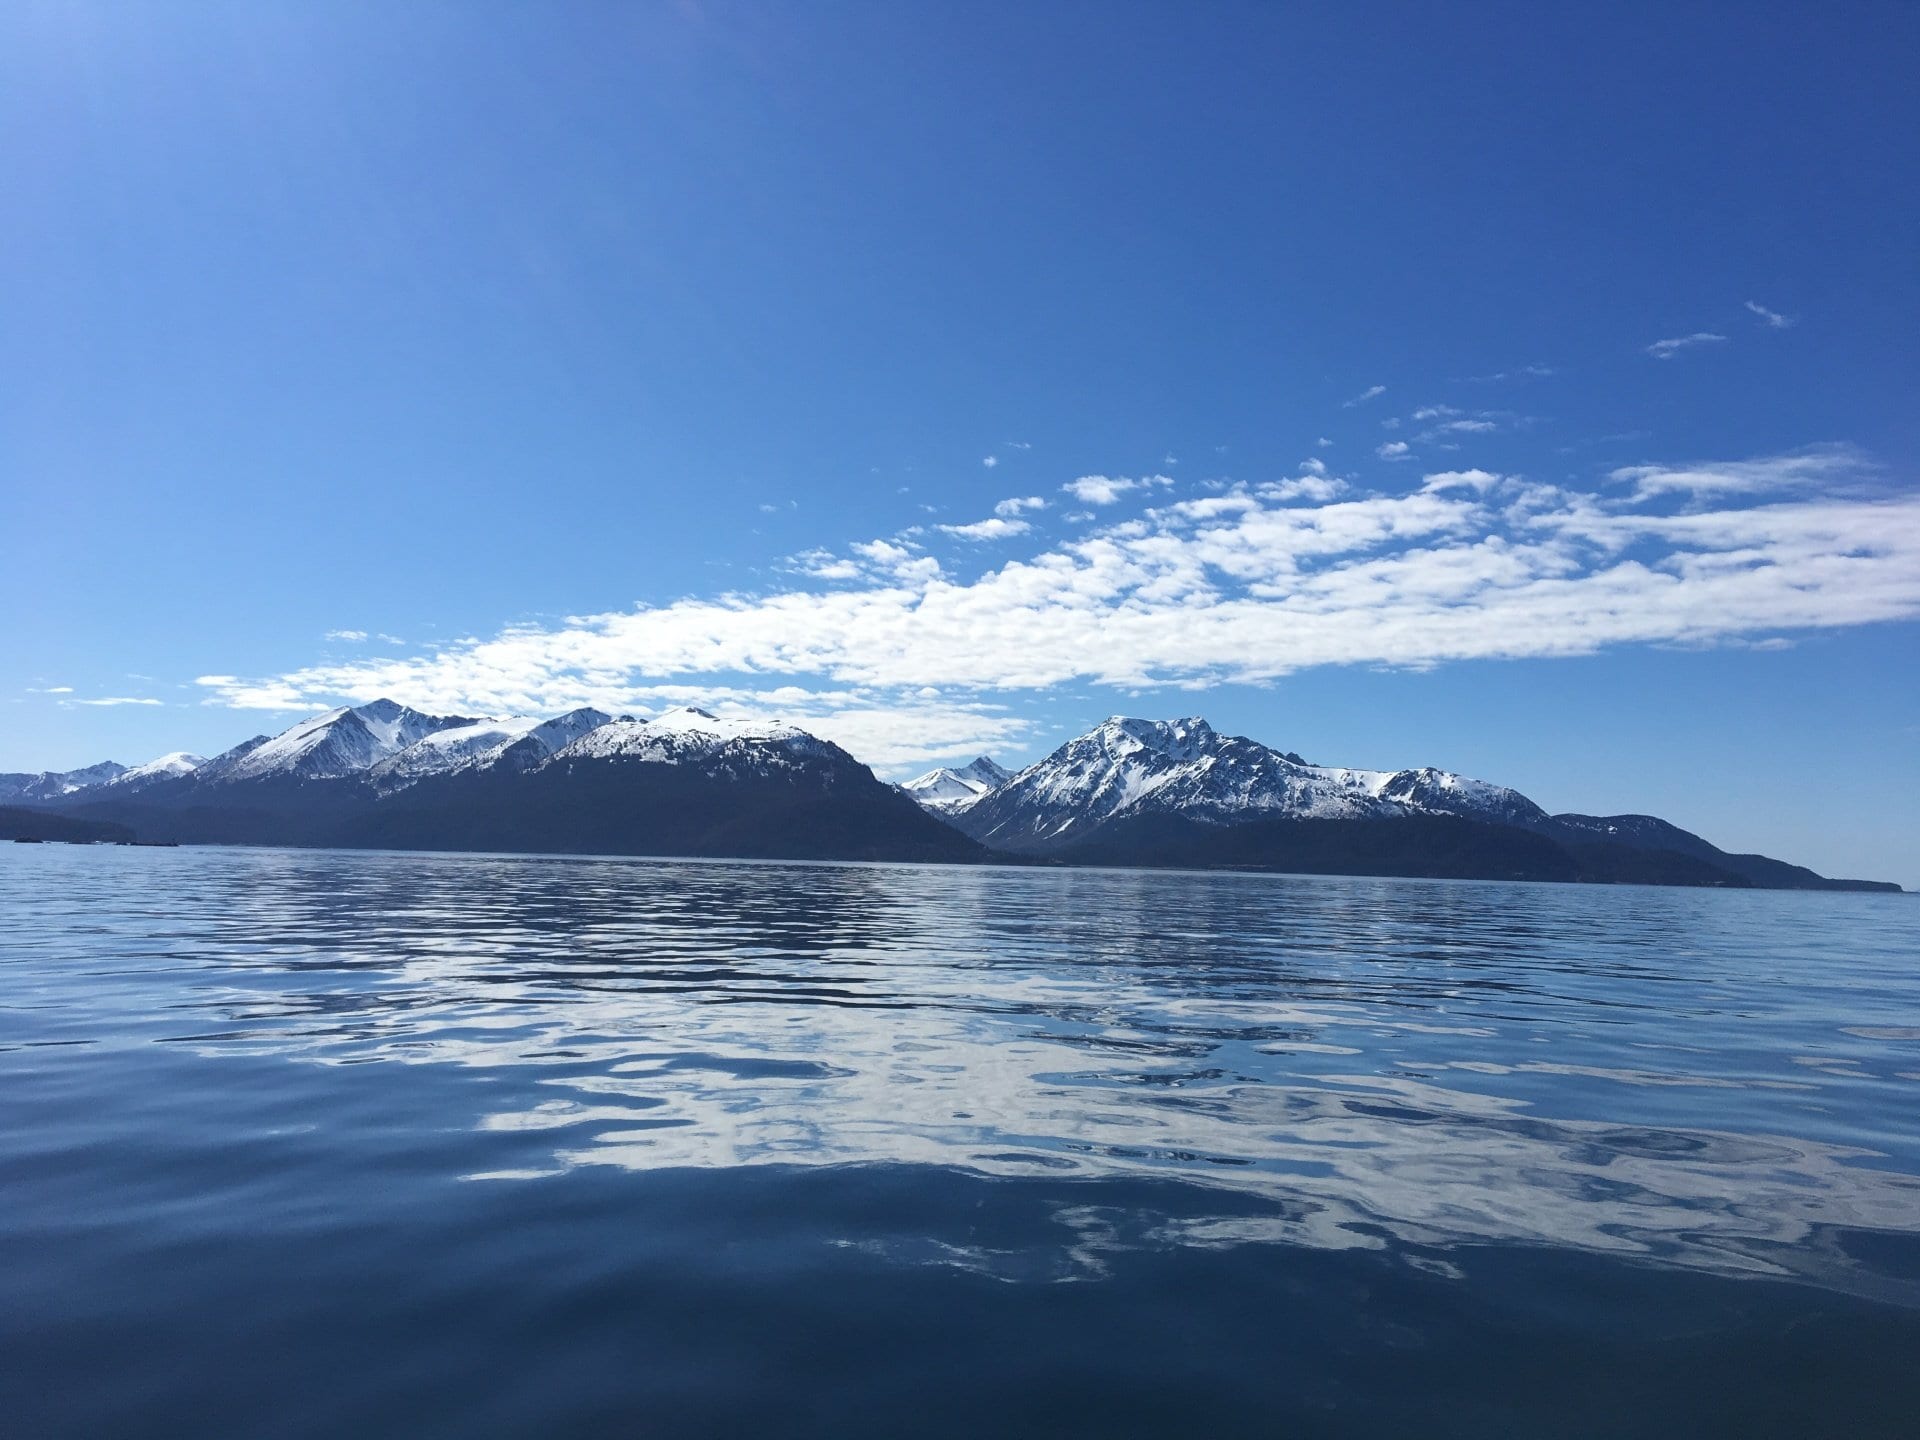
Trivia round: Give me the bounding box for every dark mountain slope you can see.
[338,753,984,863]
[0,807,137,844]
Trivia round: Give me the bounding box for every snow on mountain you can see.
[899,756,1012,814]
[94,699,827,795]
[0,760,128,804]
[98,752,208,793]
[957,716,1546,850]
[552,707,836,768]
[484,707,617,774]
[1378,766,1549,828]
[524,706,617,754]
[368,717,543,790]
[208,700,477,784]
[192,735,272,784]
[368,707,616,791]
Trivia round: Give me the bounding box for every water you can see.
[3,845,1917,1438]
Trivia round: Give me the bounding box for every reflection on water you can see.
[6,845,1917,1308]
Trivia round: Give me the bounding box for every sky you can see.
[3,1,1917,884]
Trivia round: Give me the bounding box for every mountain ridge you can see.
[935,715,1899,892]
[11,702,1901,890]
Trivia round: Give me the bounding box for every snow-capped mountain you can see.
[193,735,272,784]
[68,700,836,798]
[366,707,613,792]
[207,700,478,785]
[1377,767,1550,828]
[552,707,837,769]
[956,716,1545,851]
[0,760,127,805]
[899,756,1012,814]
[6,703,1896,889]
[367,717,543,790]
[98,752,208,793]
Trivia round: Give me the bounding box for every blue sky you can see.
[4,2,1917,883]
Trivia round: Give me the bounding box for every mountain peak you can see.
[0,760,129,805]
[955,714,1552,851]
[554,709,833,765]
[1095,715,1221,762]
[900,754,1013,814]
[208,700,476,784]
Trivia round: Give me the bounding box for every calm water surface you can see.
[3,845,1918,1437]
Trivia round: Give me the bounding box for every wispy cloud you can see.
[74,696,164,707]
[1062,474,1172,506]
[1646,332,1727,360]
[199,447,1920,762]
[1420,468,1503,495]
[1609,443,1868,501]
[1745,299,1795,330]
[982,455,999,468]
[939,517,1031,541]
[1391,406,1520,446]
[1376,441,1411,461]
[1462,363,1556,383]
[993,496,1048,517]
[1343,384,1387,407]
[792,548,866,581]
[325,629,369,642]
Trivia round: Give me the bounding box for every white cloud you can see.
[44,685,74,694]
[1258,475,1346,503]
[1251,457,1347,504]
[939,517,1031,541]
[1462,363,1556,383]
[1316,436,1333,448]
[1646,332,1727,360]
[850,539,913,567]
[792,548,864,581]
[325,629,369,642]
[1343,384,1387,407]
[74,696,163,707]
[1421,469,1502,494]
[1377,441,1412,461]
[1745,300,1795,330]
[1609,444,1867,501]
[982,455,999,468]
[196,449,1920,762]
[1061,474,1172,506]
[993,496,1048,517]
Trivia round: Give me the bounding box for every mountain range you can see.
[919,716,1896,891]
[6,701,1900,890]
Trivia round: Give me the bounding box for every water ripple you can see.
[4,843,1919,1310]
